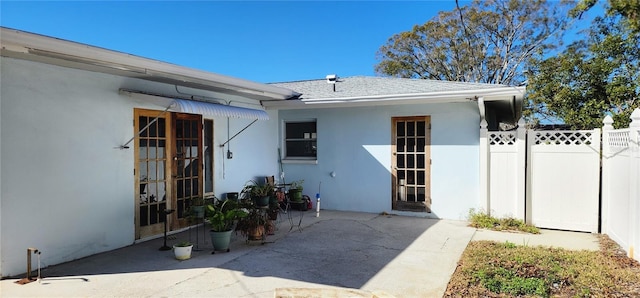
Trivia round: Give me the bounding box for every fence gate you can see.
[527,129,601,233]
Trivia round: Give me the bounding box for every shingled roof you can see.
[270,76,514,100]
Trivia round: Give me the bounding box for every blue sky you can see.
[1,1,474,83]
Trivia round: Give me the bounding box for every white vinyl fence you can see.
[485,120,526,219]
[601,110,640,262]
[526,129,600,233]
[481,108,640,261]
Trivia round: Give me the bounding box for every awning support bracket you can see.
[118,104,173,150]
[219,119,259,148]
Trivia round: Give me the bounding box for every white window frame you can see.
[282,119,318,164]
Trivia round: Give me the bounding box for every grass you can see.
[468,209,540,234]
[444,235,640,297]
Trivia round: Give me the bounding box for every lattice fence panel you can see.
[533,131,595,145]
[607,129,630,147]
[489,132,516,145]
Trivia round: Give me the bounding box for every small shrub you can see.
[504,241,517,249]
[468,209,540,234]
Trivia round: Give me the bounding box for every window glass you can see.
[204,120,213,193]
[285,120,317,159]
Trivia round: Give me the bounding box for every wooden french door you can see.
[391,116,431,212]
[135,109,202,239]
[135,109,172,239]
[171,113,203,228]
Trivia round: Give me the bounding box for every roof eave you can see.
[263,86,525,110]
[0,27,300,101]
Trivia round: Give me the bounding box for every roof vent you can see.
[326,74,337,92]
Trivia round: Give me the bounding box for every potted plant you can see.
[251,183,273,207]
[173,240,193,260]
[189,196,207,219]
[240,180,273,207]
[207,199,246,253]
[235,205,270,241]
[288,179,304,202]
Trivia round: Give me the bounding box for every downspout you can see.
[478,97,491,214]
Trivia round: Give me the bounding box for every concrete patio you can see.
[0,210,600,298]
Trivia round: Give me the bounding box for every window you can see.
[284,120,317,159]
[204,119,214,194]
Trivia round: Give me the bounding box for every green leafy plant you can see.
[250,183,273,198]
[235,207,268,236]
[207,199,247,232]
[289,179,304,190]
[174,240,192,247]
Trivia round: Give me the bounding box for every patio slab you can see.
[0,210,601,297]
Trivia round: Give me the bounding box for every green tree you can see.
[572,0,640,32]
[375,0,573,86]
[526,1,640,129]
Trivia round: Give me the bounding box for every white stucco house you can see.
[0,27,524,277]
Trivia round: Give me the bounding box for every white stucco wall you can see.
[0,58,278,277]
[279,103,480,220]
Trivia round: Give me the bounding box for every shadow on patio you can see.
[3,211,475,297]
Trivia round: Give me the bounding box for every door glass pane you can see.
[417,170,425,185]
[397,138,405,152]
[191,121,198,139]
[139,117,148,137]
[417,121,426,137]
[407,121,415,136]
[140,206,148,226]
[407,138,415,152]
[417,155,425,168]
[397,122,405,137]
[191,160,199,176]
[407,187,416,202]
[158,118,166,137]
[417,187,426,202]
[407,170,415,185]
[139,139,148,159]
[176,120,183,138]
[417,138,425,152]
[396,154,405,168]
[149,140,157,159]
[139,162,148,180]
[148,120,157,137]
[407,154,415,168]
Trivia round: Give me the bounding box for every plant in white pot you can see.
[207,199,246,253]
[173,240,193,260]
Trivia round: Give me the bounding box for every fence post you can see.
[629,109,640,261]
[479,119,490,214]
[601,115,614,235]
[515,118,526,220]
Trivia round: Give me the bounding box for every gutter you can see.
[263,86,525,109]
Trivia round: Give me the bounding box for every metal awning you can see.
[171,99,269,120]
[118,89,270,120]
